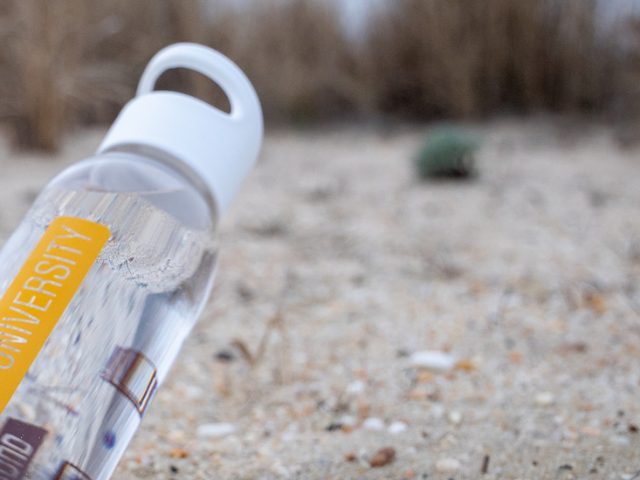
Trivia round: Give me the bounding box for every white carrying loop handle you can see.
[136,43,262,126]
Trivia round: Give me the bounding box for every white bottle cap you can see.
[98,43,263,215]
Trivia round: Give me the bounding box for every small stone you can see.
[455,358,476,371]
[215,350,236,363]
[184,385,203,399]
[197,422,236,438]
[281,428,297,442]
[270,461,289,476]
[236,282,255,301]
[340,415,357,427]
[448,411,463,425]
[410,351,456,372]
[169,448,189,459]
[436,458,461,473]
[430,404,445,419]
[416,371,435,383]
[167,430,187,442]
[344,452,357,462]
[346,380,366,395]
[583,291,606,314]
[535,392,555,406]
[612,434,631,446]
[388,421,408,434]
[325,422,343,432]
[369,447,396,468]
[363,417,385,431]
[509,351,523,364]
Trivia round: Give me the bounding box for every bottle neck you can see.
[99,144,220,226]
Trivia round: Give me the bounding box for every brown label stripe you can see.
[54,461,92,480]
[0,418,47,480]
[101,347,158,415]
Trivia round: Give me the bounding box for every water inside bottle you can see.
[0,179,217,479]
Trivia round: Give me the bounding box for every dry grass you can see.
[0,0,205,150]
[362,0,619,118]
[207,0,361,123]
[0,0,632,149]
[0,0,84,150]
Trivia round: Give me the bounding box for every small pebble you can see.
[346,380,366,395]
[436,458,461,473]
[363,417,385,431]
[215,350,236,362]
[410,351,456,372]
[370,447,396,468]
[325,423,343,432]
[340,415,357,428]
[611,435,630,446]
[403,468,416,479]
[167,430,187,443]
[184,385,203,399]
[388,421,408,434]
[169,448,189,459]
[197,422,236,438]
[455,358,476,371]
[535,392,555,407]
[344,452,357,462]
[270,462,289,476]
[431,404,446,419]
[281,426,298,442]
[448,411,463,425]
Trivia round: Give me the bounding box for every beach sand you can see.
[1,120,639,479]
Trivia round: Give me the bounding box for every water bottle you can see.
[0,43,263,479]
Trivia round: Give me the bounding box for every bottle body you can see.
[0,150,218,479]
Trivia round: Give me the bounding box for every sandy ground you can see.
[1,120,640,479]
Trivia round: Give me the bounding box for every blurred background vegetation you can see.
[0,0,638,150]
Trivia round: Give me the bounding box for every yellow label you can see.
[0,217,110,413]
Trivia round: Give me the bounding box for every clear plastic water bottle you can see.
[0,43,262,480]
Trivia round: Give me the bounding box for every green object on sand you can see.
[415,128,479,180]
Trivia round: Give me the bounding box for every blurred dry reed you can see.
[0,0,207,150]
[0,0,633,150]
[362,0,619,118]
